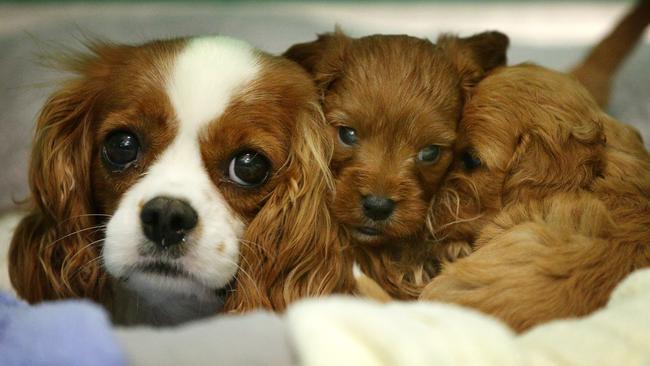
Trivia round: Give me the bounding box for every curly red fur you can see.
[10,72,109,304]
[224,100,355,312]
[285,30,509,299]
[422,65,650,332]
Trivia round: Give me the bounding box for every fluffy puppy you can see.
[9,36,353,324]
[421,64,650,332]
[285,30,509,299]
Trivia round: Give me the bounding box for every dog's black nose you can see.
[361,195,395,221]
[140,197,198,248]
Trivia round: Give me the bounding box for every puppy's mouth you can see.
[352,226,389,244]
[356,226,382,236]
[130,261,208,288]
[137,261,191,278]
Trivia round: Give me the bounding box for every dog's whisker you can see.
[46,225,107,249]
[232,252,256,280]
[69,255,105,280]
[427,170,486,244]
[237,240,270,261]
[221,257,263,305]
[61,238,105,270]
[238,239,265,252]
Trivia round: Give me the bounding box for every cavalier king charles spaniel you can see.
[9,36,353,325]
[285,30,509,299]
[421,64,650,332]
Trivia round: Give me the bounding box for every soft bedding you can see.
[288,268,650,366]
[0,292,125,366]
[3,267,650,366]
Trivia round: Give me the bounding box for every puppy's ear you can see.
[224,102,354,312]
[437,31,509,90]
[9,45,112,304]
[284,28,351,94]
[502,113,606,203]
[10,82,108,303]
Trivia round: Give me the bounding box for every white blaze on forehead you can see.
[103,36,261,299]
[167,36,261,132]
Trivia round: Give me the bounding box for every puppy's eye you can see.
[461,150,481,171]
[228,150,270,187]
[338,126,358,146]
[102,131,140,170]
[417,145,441,164]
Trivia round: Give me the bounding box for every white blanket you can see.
[288,268,650,366]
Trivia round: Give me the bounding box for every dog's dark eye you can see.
[461,150,481,171]
[102,131,140,170]
[228,150,270,187]
[338,126,358,146]
[417,145,441,164]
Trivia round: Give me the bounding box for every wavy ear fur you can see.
[502,97,606,203]
[10,73,108,303]
[437,31,509,91]
[283,28,351,95]
[224,102,355,312]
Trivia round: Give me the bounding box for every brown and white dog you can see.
[285,30,509,299]
[9,36,353,324]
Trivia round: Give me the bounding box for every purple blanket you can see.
[0,292,125,366]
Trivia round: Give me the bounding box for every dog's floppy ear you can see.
[284,28,351,95]
[502,109,606,204]
[10,76,107,304]
[224,102,355,312]
[437,31,509,91]
[9,43,117,304]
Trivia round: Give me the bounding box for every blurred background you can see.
[0,0,648,211]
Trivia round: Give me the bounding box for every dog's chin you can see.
[112,264,232,325]
[118,261,232,305]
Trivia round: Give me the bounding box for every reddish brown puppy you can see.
[286,30,508,298]
[422,64,650,332]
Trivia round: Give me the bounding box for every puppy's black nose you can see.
[362,195,395,221]
[140,197,198,248]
